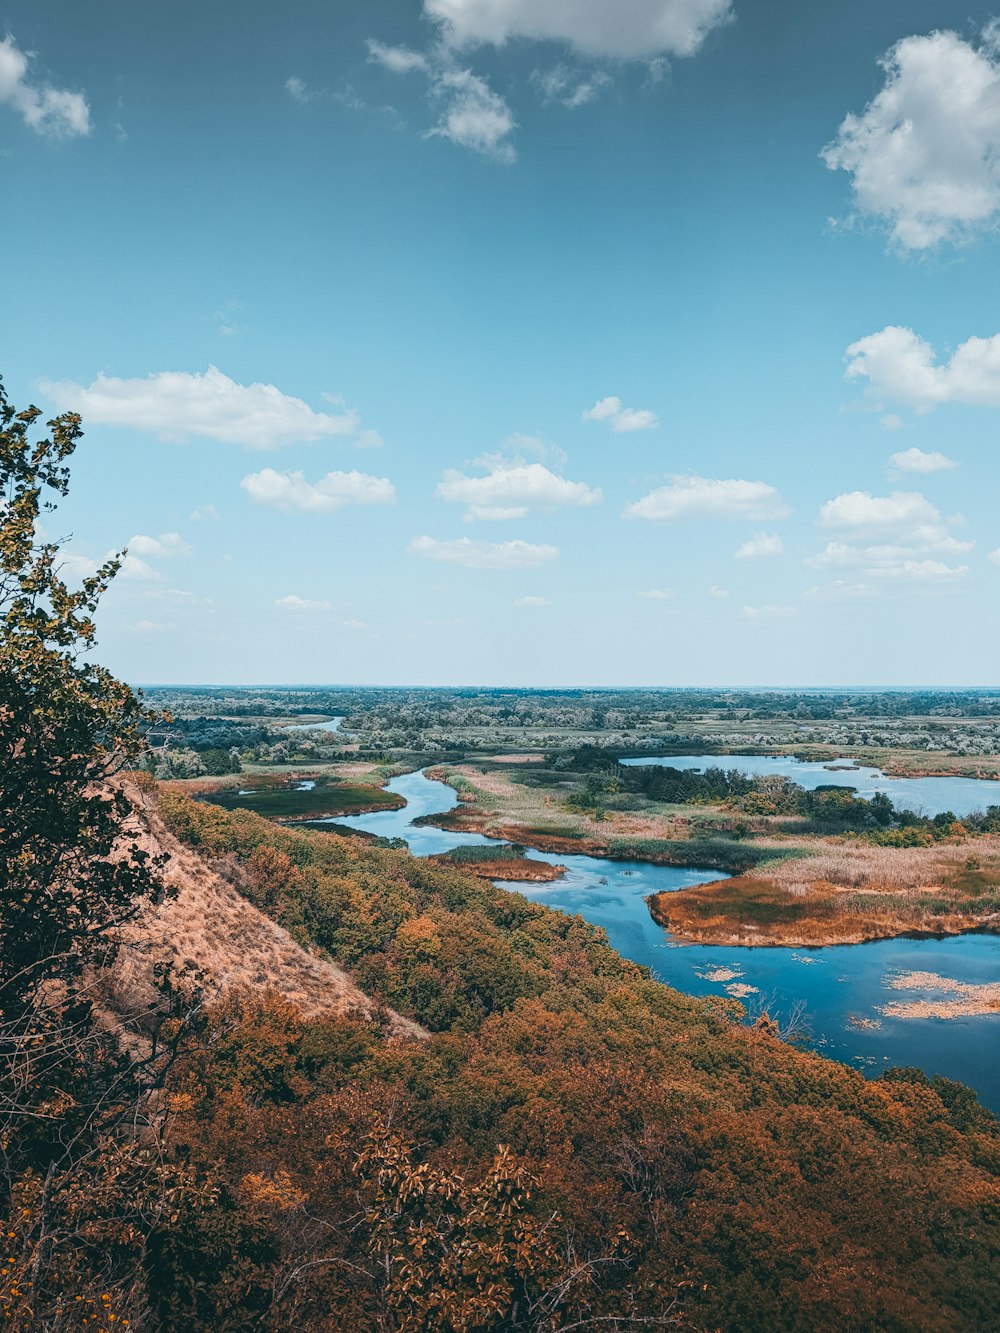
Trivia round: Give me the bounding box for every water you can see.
[621,754,1000,819]
[286,715,345,734]
[327,769,1000,1113]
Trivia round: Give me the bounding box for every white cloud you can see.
[42,367,362,449]
[743,604,796,620]
[367,41,431,74]
[408,535,558,568]
[888,446,957,476]
[428,67,516,162]
[425,0,734,60]
[817,489,957,545]
[532,65,612,108]
[708,584,729,599]
[582,395,659,432]
[734,531,783,559]
[128,532,191,559]
[436,461,601,520]
[275,594,333,613]
[241,468,395,512]
[285,76,313,103]
[0,36,90,138]
[989,547,1000,567]
[514,595,550,607]
[190,504,220,521]
[809,491,971,584]
[369,39,516,162]
[880,413,905,431]
[636,588,674,600]
[845,326,1000,412]
[625,476,789,522]
[822,28,1000,249]
[59,549,160,584]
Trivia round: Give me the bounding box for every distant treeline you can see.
[561,746,1000,842]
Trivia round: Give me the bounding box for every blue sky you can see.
[4,0,1000,685]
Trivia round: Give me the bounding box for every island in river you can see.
[419,756,1000,949]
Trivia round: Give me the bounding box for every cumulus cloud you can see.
[989,547,1000,567]
[42,367,366,450]
[810,488,972,584]
[708,585,729,599]
[817,489,958,545]
[425,0,734,60]
[625,476,789,522]
[0,35,90,138]
[128,532,191,559]
[822,28,1000,249]
[241,468,395,512]
[734,531,783,559]
[514,594,550,606]
[636,588,674,599]
[844,326,1000,413]
[408,535,558,568]
[582,395,659,432]
[59,548,159,584]
[888,447,957,476]
[810,482,976,581]
[190,505,220,521]
[275,594,333,613]
[436,461,601,520]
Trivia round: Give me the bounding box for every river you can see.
[329,765,1000,1113]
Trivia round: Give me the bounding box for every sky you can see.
[3,0,1000,687]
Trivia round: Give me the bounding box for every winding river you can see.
[329,763,1000,1113]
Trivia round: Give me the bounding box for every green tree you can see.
[0,379,180,1323]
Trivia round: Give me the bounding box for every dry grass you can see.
[650,837,1000,946]
[110,784,424,1038]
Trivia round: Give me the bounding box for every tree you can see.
[0,379,180,1324]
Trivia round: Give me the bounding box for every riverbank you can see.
[425,763,1000,949]
[427,851,566,882]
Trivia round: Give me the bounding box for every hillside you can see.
[137,787,1000,1331]
[110,780,424,1037]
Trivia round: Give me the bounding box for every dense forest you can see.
[3,389,1000,1331]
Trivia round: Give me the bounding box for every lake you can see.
[330,767,1000,1113]
[621,753,1000,818]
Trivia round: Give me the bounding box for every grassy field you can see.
[165,762,405,821]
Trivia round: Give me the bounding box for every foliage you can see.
[0,381,192,1326]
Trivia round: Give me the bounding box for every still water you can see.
[331,768,1000,1113]
[286,715,345,734]
[621,753,1000,818]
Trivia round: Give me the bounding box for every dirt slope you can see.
[111,786,424,1039]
